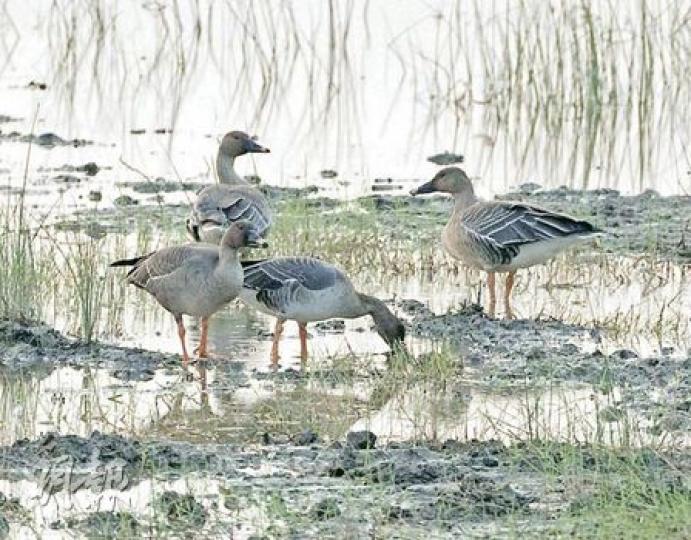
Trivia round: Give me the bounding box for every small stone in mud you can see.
[398,299,432,317]
[309,497,341,519]
[88,191,102,202]
[427,151,464,165]
[611,349,639,360]
[320,169,338,178]
[346,430,376,450]
[294,429,319,446]
[315,320,345,333]
[372,184,403,192]
[518,182,542,194]
[28,80,47,90]
[53,174,81,183]
[35,132,90,148]
[81,162,100,176]
[114,195,138,207]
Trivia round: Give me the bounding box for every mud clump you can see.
[346,430,377,450]
[0,318,179,376]
[1,432,688,537]
[294,429,319,446]
[0,131,92,147]
[388,475,531,524]
[114,194,139,206]
[119,179,206,194]
[427,151,464,165]
[410,307,691,436]
[0,431,225,490]
[315,319,346,333]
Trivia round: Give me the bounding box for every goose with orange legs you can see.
[411,167,603,319]
[111,221,267,365]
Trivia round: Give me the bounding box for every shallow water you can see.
[2,252,688,447]
[1,0,690,210]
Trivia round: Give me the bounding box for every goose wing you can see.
[241,257,340,314]
[187,185,272,240]
[460,201,601,265]
[115,245,217,290]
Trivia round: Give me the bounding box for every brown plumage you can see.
[186,131,272,244]
[111,221,267,365]
[411,167,603,319]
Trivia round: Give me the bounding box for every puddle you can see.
[352,383,690,448]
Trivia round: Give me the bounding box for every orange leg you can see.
[487,272,497,317]
[504,271,516,320]
[175,315,190,367]
[298,322,308,363]
[270,318,285,368]
[195,317,210,358]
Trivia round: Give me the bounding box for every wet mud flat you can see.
[0,318,179,380]
[2,181,691,537]
[56,178,691,263]
[407,303,691,442]
[1,309,690,536]
[1,430,689,538]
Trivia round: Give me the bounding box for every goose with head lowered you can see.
[186,131,272,244]
[240,256,406,366]
[411,167,603,319]
[110,221,267,366]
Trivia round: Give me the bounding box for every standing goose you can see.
[411,167,602,319]
[110,221,267,365]
[239,257,406,366]
[186,131,272,244]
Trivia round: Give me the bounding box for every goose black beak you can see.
[410,180,437,196]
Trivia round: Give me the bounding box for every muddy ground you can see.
[53,175,691,262]
[1,179,690,537]
[1,301,689,535]
[1,430,689,537]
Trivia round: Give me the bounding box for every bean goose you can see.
[110,221,267,365]
[186,131,271,244]
[411,167,602,319]
[239,257,406,366]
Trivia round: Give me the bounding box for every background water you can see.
[1,0,689,209]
